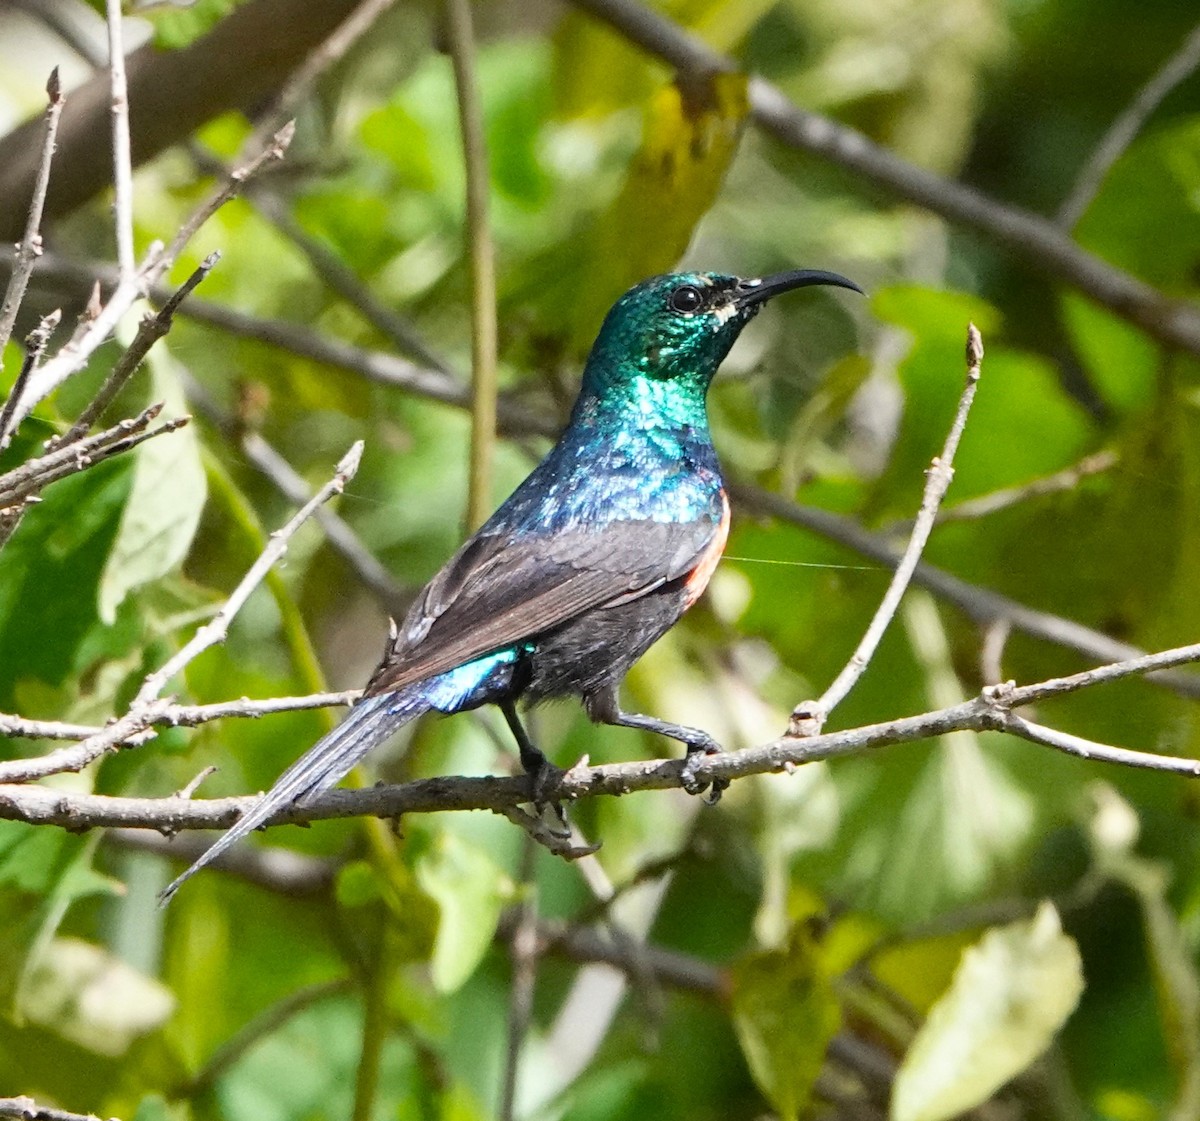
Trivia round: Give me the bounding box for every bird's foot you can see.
[528,756,570,837]
[680,736,728,804]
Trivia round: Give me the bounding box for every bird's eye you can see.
[668,284,704,314]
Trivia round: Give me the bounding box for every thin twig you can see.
[7,123,290,436]
[0,403,184,508]
[52,253,219,448]
[0,691,357,749]
[159,123,293,284]
[0,68,62,358]
[105,0,135,281]
[0,445,361,784]
[1058,21,1200,230]
[176,979,353,1097]
[0,310,60,452]
[564,0,1200,356]
[793,325,983,733]
[445,0,499,530]
[886,450,1118,534]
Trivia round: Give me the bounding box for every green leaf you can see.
[415,832,511,993]
[0,826,119,1016]
[891,902,1084,1121]
[0,458,133,709]
[98,339,206,623]
[18,937,175,1057]
[731,926,842,1119]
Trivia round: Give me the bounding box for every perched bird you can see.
[160,267,861,903]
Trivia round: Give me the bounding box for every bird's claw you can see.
[529,758,570,836]
[680,738,728,804]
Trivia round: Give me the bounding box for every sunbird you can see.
[160,267,861,903]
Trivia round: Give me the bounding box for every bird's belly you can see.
[524,584,691,704]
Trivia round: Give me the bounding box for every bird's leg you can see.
[500,699,567,825]
[585,688,728,803]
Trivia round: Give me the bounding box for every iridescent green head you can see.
[580,269,863,410]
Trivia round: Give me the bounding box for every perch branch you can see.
[3,637,1200,831]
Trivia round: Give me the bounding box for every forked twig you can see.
[790,324,984,735]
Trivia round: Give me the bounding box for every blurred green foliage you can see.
[1,0,1200,1118]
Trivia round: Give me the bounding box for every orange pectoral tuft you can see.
[682,489,731,607]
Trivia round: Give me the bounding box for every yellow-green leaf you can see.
[891,902,1084,1121]
[574,72,750,346]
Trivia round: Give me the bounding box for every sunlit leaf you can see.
[18,937,175,1057]
[415,832,512,993]
[891,902,1084,1121]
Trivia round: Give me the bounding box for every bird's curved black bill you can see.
[734,268,864,309]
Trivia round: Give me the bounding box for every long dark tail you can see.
[158,689,429,904]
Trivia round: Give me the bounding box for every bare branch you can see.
[1058,21,1200,230]
[4,638,1200,834]
[105,0,135,281]
[0,68,63,358]
[5,126,290,436]
[0,309,60,453]
[564,0,1200,356]
[50,253,219,449]
[794,325,983,733]
[0,403,185,509]
[0,691,358,745]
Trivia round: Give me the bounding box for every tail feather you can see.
[158,690,429,905]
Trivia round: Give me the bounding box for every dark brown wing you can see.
[364,516,719,696]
